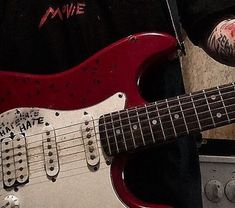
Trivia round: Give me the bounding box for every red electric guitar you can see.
[0,33,234,208]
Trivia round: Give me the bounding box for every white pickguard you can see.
[0,93,127,208]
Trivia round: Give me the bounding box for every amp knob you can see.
[2,195,20,208]
[225,180,235,203]
[205,180,224,202]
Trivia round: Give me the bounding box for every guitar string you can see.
[0,113,234,191]
[1,106,233,171]
[0,114,234,192]
[0,107,233,181]
[0,83,233,190]
[0,160,111,192]
[18,166,110,191]
[0,92,234,162]
[0,85,234,177]
[29,161,109,179]
[1,86,233,188]
[1,93,234,161]
[0,87,232,165]
[0,83,234,143]
[1,86,234,149]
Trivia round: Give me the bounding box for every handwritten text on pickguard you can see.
[0,109,44,137]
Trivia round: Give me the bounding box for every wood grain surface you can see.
[181,38,235,140]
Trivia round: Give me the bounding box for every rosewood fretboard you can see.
[99,83,235,156]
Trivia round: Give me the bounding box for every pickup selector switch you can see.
[205,180,224,202]
[225,180,235,203]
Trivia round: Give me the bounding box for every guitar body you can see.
[0,33,177,208]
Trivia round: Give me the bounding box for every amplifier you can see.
[199,139,235,208]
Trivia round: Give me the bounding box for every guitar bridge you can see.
[81,114,100,171]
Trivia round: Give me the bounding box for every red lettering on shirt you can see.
[39,2,86,29]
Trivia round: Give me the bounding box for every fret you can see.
[189,90,214,128]
[179,94,201,133]
[135,107,146,146]
[135,105,155,145]
[119,109,136,150]
[107,113,120,153]
[177,96,189,134]
[117,111,128,151]
[155,101,174,139]
[202,90,216,127]
[217,86,230,123]
[99,116,112,155]
[166,96,188,137]
[203,87,230,127]
[126,109,137,148]
[110,112,127,152]
[189,93,202,130]
[100,114,119,155]
[165,99,177,137]
[127,108,145,148]
[188,91,214,129]
[220,83,235,120]
[144,104,155,143]
[155,102,166,140]
[146,104,165,142]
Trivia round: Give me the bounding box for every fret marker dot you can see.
[174,114,179,119]
[133,125,138,130]
[152,120,157,125]
[116,129,121,135]
[211,95,216,100]
[216,112,222,118]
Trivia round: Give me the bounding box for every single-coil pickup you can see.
[81,115,100,168]
[13,134,29,184]
[42,126,60,177]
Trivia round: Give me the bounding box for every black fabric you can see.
[0,1,235,207]
[125,59,202,208]
[178,0,235,45]
[1,0,234,73]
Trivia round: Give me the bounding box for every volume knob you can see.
[225,180,235,203]
[3,195,20,208]
[205,180,224,202]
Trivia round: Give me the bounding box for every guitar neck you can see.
[99,82,235,156]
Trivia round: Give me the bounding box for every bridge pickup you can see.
[42,126,60,178]
[13,134,29,184]
[1,134,29,188]
[81,114,100,171]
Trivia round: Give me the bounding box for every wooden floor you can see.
[181,38,235,140]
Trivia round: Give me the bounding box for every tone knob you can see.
[225,180,235,203]
[205,180,224,202]
[3,195,20,208]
